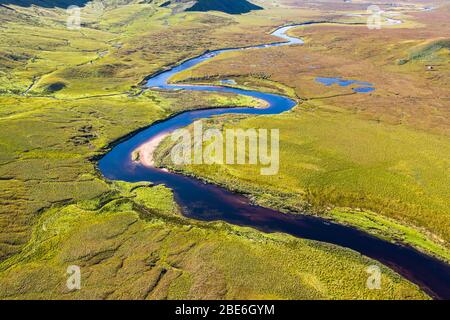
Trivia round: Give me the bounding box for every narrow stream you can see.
[98,23,450,299]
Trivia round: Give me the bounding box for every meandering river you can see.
[98,23,450,299]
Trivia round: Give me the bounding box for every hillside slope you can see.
[0,0,90,7]
[186,0,263,14]
[1,0,263,14]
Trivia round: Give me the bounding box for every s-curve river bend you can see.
[99,23,450,299]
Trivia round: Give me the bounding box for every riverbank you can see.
[153,109,450,264]
[99,22,450,299]
[2,1,446,300]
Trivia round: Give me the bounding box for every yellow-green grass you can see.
[168,10,450,136]
[154,102,450,261]
[151,6,450,262]
[0,88,263,261]
[0,181,428,300]
[0,1,447,299]
[1,4,298,98]
[326,208,449,261]
[0,2,294,278]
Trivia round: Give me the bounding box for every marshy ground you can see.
[0,0,448,299]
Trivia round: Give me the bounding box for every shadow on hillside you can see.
[186,0,263,14]
[0,1,90,8]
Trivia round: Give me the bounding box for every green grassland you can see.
[403,38,450,63]
[153,5,450,261]
[0,1,273,264]
[0,88,262,262]
[0,3,255,97]
[0,1,446,299]
[154,101,450,262]
[0,181,427,299]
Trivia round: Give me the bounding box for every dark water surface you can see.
[99,23,450,299]
[315,77,375,93]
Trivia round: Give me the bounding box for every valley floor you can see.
[0,0,448,299]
